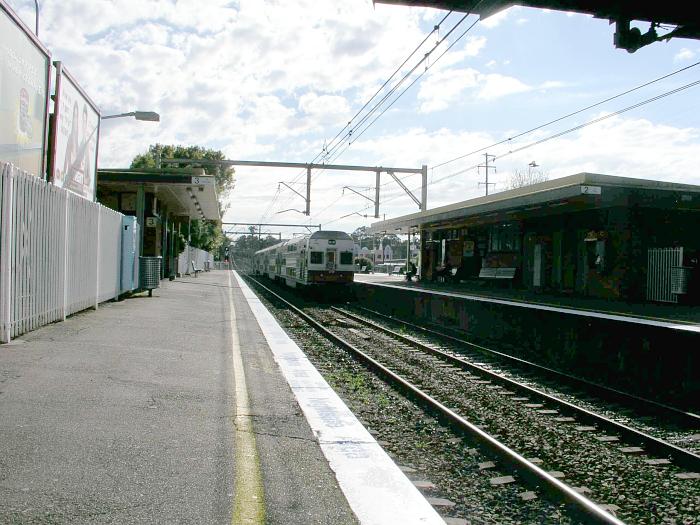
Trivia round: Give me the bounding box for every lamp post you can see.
[101,111,160,122]
[528,161,539,178]
[33,0,39,35]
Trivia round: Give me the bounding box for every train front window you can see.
[310,251,323,264]
[340,252,353,265]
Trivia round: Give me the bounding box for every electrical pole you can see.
[478,153,496,196]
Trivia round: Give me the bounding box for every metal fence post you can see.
[95,206,101,309]
[62,192,70,320]
[1,167,14,342]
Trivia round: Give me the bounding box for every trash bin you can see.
[204,260,211,272]
[139,256,162,297]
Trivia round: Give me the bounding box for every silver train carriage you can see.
[254,230,355,287]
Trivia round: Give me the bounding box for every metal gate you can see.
[646,247,683,303]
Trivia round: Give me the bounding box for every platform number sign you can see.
[191,176,214,185]
[580,185,602,195]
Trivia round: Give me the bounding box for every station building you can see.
[370,173,700,304]
[96,167,221,277]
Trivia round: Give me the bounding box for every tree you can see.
[508,167,549,189]
[131,144,235,255]
[230,231,280,271]
[131,144,235,212]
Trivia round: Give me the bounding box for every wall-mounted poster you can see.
[50,62,100,200]
[0,0,51,177]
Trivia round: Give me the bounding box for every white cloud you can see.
[418,68,479,112]
[4,0,700,234]
[539,80,568,90]
[476,74,530,100]
[464,35,487,57]
[298,93,351,126]
[345,115,700,223]
[418,67,531,111]
[674,48,696,62]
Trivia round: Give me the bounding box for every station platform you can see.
[0,271,444,524]
[355,273,700,332]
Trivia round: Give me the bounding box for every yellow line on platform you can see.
[227,272,265,525]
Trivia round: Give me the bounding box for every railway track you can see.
[245,276,699,525]
[331,305,700,467]
[350,304,700,429]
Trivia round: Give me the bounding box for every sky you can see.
[7,0,700,237]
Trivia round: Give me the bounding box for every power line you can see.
[273,7,478,208]
[340,17,481,154]
[322,11,478,163]
[317,9,454,163]
[378,77,700,208]
[432,60,700,170]
[278,10,456,198]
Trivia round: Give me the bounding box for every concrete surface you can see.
[0,271,356,524]
[234,272,446,525]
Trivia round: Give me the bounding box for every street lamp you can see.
[101,111,160,122]
[528,161,539,178]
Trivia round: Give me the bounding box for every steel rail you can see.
[332,306,700,472]
[351,304,700,427]
[245,276,625,525]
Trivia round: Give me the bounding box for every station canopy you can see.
[369,172,700,234]
[97,167,220,222]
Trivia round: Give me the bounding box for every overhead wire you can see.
[321,10,478,163]
[318,9,455,161]
[432,60,700,170]
[278,9,456,198]
[379,76,700,207]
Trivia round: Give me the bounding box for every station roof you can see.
[369,173,700,234]
[374,1,700,52]
[97,167,220,222]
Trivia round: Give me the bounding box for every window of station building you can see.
[488,223,521,252]
[340,251,353,265]
[310,251,323,264]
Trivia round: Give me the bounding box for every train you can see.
[253,230,356,288]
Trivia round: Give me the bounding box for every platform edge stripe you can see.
[227,272,266,524]
[232,272,447,525]
[365,282,700,333]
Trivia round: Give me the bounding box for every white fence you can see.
[646,247,683,303]
[177,245,214,274]
[1,162,123,343]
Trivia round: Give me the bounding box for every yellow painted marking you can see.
[228,272,265,524]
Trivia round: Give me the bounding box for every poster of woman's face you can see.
[52,66,99,200]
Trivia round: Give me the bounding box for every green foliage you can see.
[231,232,280,268]
[354,257,372,270]
[131,144,236,215]
[131,144,235,255]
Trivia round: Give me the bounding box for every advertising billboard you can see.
[0,0,51,177]
[50,62,100,200]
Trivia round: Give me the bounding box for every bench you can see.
[191,261,203,277]
[436,267,458,283]
[479,267,516,280]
